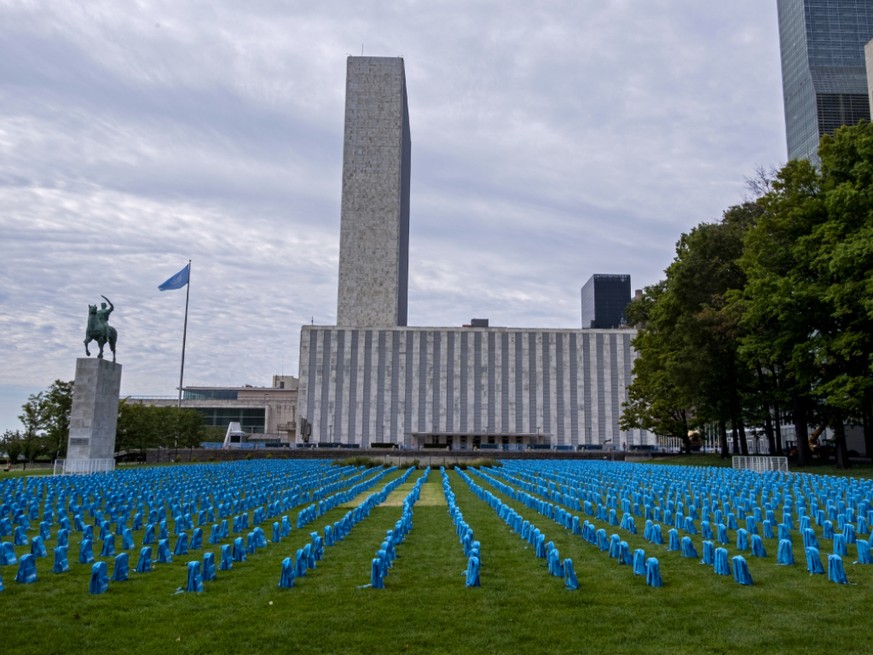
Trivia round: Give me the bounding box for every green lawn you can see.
[1,463,871,655]
[646,453,873,479]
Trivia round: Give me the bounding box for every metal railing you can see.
[732,456,788,473]
[62,458,116,475]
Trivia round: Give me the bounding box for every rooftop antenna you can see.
[361,44,364,55]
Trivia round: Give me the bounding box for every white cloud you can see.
[0,0,786,432]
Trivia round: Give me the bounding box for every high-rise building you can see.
[581,274,631,329]
[777,0,873,163]
[297,59,653,451]
[336,57,411,328]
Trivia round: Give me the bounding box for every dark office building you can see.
[777,0,873,163]
[581,274,631,329]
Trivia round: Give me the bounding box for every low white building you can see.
[130,375,298,445]
[298,326,651,450]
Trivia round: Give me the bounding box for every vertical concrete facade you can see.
[66,358,121,472]
[297,326,652,449]
[336,56,411,328]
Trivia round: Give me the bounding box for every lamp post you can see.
[603,438,613,461]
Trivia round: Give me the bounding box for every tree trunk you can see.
[756,364,776,454]
[833,413,850,469]
[863,387,873,462]
[737,418,749,456]
[763,411,775,455]
[729,379,749,455]
[791,389,811,467]
[718,418,729,458]
[680,413,691,454]
[772,367,785,455]
[773,399,784,455]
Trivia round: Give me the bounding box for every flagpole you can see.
[177,260,191,409]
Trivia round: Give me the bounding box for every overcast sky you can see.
[0,0,787,435]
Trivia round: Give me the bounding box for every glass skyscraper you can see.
[777,0,873,162]
[581,274,631,329]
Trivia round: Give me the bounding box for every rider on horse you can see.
[84,295,118,361]
[95,297,114,342]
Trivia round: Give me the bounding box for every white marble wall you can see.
[298,326,651,448]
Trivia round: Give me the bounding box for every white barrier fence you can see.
[60,458,116,475]
[732,455,788,473]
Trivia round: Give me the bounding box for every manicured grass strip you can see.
[381,478,448,507]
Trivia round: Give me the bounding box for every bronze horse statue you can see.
[84,295,117,362]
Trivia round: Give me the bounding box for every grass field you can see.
[2,460,872,655]
[646,453,873,479]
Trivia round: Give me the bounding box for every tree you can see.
[7,380,74,465]
[625,123,873,467]
[40,380,74,460]
[174,407,211,448]
[810,121,873,464]
[621,282,698,452]
[17,393,49,468]
[116,401,210,452]
[622,205,759,456]
[738,158,827,467]
[668,205,760,456]
[737,123,873,468]
[117,402,162,452]
[1,429,25,468]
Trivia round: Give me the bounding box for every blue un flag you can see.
[158,264,190,291]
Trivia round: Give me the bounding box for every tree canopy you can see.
[116,401,215,452]
[1,380,74,467]
[623,121,873,467]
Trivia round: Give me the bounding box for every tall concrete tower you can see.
[336,56,411,327]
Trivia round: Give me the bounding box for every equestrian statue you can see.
[84,295,117,362]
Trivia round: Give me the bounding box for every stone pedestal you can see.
[65,358,122,474]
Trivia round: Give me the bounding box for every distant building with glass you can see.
[129,375,298,443]
[581,274,631,329]
[777,0,873,163]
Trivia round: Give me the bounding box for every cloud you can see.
[0,0,786,432]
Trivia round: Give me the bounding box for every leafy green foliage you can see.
[621,282,694,448]
[4,380,74,466]
[40,380,74,460]
[623,205,757,454]
[117,401,211,451]
[625,121,873,467]
[1,429,25,466]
